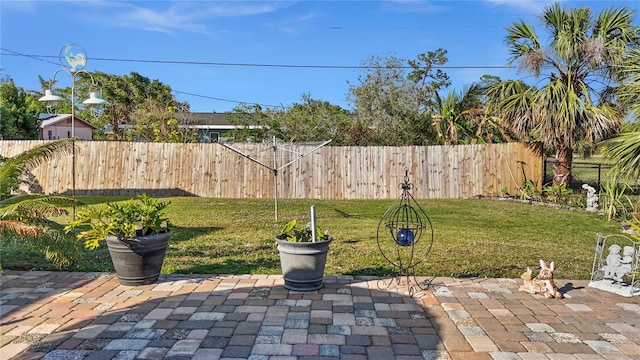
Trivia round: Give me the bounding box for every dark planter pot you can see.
[105,231,172,286]
[276,236,332,291]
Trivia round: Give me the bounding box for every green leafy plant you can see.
[520,180,540,201]
[629,217,640,242]
[542,183,573,204]
[600,175,633,221]
[277,219,331,242]
[66,194,171,250]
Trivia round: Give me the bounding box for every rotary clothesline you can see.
[217,137,332,221]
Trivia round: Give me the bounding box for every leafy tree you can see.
[407,49,451,114]
[0,78,42,139]
[47,71,197,142]
[126,100,199,143]
[0,139,80,268]
[487,3,639,185]
[276,94,353,145]
[347,52,450,145]
[225,104,278,143]
[348,54,421,145]
[226,95,353,144]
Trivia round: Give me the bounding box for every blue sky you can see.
[2,0,638,113]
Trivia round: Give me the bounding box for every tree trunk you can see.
[553,146,573,186]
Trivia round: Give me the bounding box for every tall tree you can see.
[348,54,420,145]
[347,52,450,145]
[487,3,639,185]
[0,78,42,139]
[78,71,194,142]
[407,49,451,114]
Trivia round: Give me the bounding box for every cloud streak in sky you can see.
[93,1,289,35]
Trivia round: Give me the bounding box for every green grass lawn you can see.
[0,196,626,280]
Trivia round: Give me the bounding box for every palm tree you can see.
[487,3,639,185]
[431,84,484,145]
[0,139,80,267]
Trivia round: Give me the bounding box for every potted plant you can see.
[66,194,172,286]
[275,206,333,291]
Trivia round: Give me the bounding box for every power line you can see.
[0,47,283,108]
[173,90,279,109]
[0,47,517,110]
[0,49,514,70]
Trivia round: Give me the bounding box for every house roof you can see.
[176,112,260,130]
[39,114,97,129]
[184,112,231,126]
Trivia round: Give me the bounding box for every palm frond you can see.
[0,226,81,268]
[603,130,640,180]
[0,139,76,198]
[0,219,45,237]
[594,6,639,45]
[0,195,73,219]
[505,21,541,67]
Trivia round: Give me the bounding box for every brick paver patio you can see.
[2,271,640,359]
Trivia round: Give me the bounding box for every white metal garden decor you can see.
[589,233,640,297]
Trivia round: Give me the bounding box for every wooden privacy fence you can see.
[0,141,542,199]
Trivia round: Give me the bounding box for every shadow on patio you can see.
[0,271,446,359]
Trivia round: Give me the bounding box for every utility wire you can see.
[0,47,280,108]
[1,46,520,109]
[0,49,515,70]
[173,90,278,108]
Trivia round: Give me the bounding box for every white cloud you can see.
[97,1,290,35]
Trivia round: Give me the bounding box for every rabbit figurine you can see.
[519,260,563,299]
